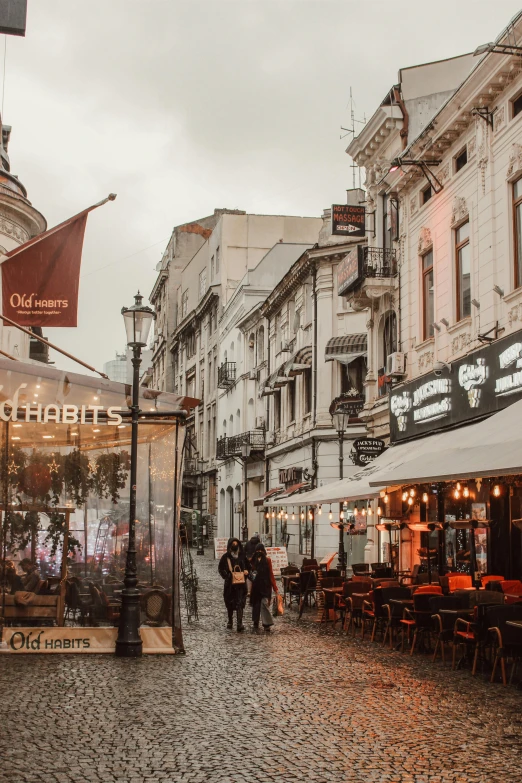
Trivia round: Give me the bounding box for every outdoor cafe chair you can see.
[296,571,317,619]
[488,604,522,685]
[381,586,414,649]
[281,566,300,605]
[401,593,438,655]
[413,584,443,595]
[430,595,468,664]
[344,579,372,635]
[141,589,170,626]
[352,563,370,576]
[481,575,504,589]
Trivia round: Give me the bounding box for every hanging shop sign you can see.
[337,246,363,295]
[0,396,124,425]
[0,627,175,654]
[331,204,365,237]
[350,437,386,467]
[329,393,364,420]
[279,467,303,486]
[389,328,522,443]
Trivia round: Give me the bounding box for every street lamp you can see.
[115,292,155,658]
[331,409,350,576]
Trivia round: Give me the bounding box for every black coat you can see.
[249,552,273,604]
[218,546,249,610]
[244,536,260,561]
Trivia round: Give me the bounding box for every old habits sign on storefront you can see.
[389,329,522,443]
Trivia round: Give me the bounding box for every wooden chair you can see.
[140,589,169,626]
[488,605,522,685]
[401,593,436,655]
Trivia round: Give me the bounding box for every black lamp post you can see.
[332,409,350,576]
[115,292,155,658]
[196,458,205,556]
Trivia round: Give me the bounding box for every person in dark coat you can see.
[218,537,249,631]
[244,533,261,562]
[249,543,279,632]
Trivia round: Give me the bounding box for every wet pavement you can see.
[0,554,521,783]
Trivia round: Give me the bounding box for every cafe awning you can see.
[261,364,291,395]
[284,345,312,377]
[266,468,382,506]
[253,486,284,507]
[325,334,367,365]
[277,481,310,499]
[369,398,522,486]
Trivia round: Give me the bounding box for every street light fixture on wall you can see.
[331,409,350,575]
[116,291,155,659]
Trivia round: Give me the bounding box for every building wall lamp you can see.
[474,42,522,58]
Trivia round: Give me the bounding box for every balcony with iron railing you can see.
[216,430,265,460]
[217,361,236,389]
[358,246,398,300]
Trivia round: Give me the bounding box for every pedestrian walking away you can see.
[218,537,249,632]
[244,532,261,563]
[249,543,279,632]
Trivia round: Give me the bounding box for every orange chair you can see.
[413,584,442,595]
[481,575,504,589]
[448,575,472,592]
[500,580,522,595]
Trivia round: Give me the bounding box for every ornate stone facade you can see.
[417,227,432,254]
[506,142,522,180]
[451,196,468,226]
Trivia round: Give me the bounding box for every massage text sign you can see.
[389,328,522,443]
[331,204,365,237]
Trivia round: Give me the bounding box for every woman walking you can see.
[250,543,279,632]
[218,537,249,632]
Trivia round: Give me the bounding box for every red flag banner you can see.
[0,195,115,328]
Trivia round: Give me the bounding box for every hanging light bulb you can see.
[463,486,470,498]
[402,491,408,502]
[453,488,460,500]
[271,510,275,519]
[361,507,366,516]
[377,506,382,516]
[422,492,429,503]
[265,511,269,520]
[300,511,305,520]
[367,505,373,516]
[318,505,322,516]
[384,494,389,504]
[456,482,461,491]
[308,510,313,520]
[353,505,359,516]
[407,496,413,506]
[329,504,332,520]
[292,507,295,520]
[493,484,501,497]
[285,512,288,521]
[409,488,416,497]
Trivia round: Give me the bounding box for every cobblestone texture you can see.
[1,555,521,783]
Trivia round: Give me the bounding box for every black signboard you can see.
[337,246,363,296]
[329,394,364,421]
[389,328,522,443]
[331,204,365,237]
[351,437,386,467]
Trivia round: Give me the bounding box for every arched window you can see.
[248,333,255,370]
[257,326,265,363]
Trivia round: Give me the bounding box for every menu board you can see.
[266,546,288,575]
[214,538,229,559]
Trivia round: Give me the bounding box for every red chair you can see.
[481,575,504,589]
[448,575,472,592]
[413,585,442,595]
[500,580,522,595]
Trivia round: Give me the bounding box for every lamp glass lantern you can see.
[332,410,350,434]
[121,292,156,347]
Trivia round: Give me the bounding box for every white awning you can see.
[265,467,382,506]
[369,398,522,486]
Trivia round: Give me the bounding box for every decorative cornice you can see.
[507,142,522,180]
[451,196,469,226]
[417,227,432,254]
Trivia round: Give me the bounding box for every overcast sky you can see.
[4,0,522,375]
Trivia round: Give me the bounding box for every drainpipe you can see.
[265,316,271,539]
[393,86,409,151]
[312,265,318,428]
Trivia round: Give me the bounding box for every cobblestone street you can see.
[1,555,522,783]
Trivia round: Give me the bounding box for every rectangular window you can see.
[199,268,207,299]
[210,255,215,280]
[513,177,522,289]
[422,184,432,205]
[513,92,522,118]
[303,369,312,415]
[274,390,281,430]
[422,249,434,340]
[288,380,295,423]
[455,221,471,321]
[455,147,467,172]
[215,246,220,273]
[181,290,188,319]
[382,194,391,250]
[186,330,196,358]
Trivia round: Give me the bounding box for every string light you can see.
[361,507,366,516]
[367,505,372,516]
[291,508,295,520]
[300,511,305,520]
[353,505,358,516]
[377,506,382,516]
[284,512,288,521]
[402,491,408,502]
[463,486,470,498]
[318,505,322,516]
[407,496,413,506]
[329,504,332,520]
[453,488,460,500]
[456,482,461,491]
[409,488,416,497]
[271,510,275,519]
[422,492,429,503]
[384,494,389,504]
[493,484,501,497]
[308,510,313,520]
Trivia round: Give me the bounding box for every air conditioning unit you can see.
[266,431,275,445]
[255,416,265,429]
[234,502,244,514]
[280,341,290,352]
[248,369,257,380]
[386,352,406,377]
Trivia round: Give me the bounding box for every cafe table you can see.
[506,620,522,629]
[281,574,300,604]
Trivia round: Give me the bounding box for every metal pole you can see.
[243,458,248,543]
[338,430,346,577]
[196,465,204,555]
[115,345,143,657]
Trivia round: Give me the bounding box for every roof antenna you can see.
[341,88,366,189]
